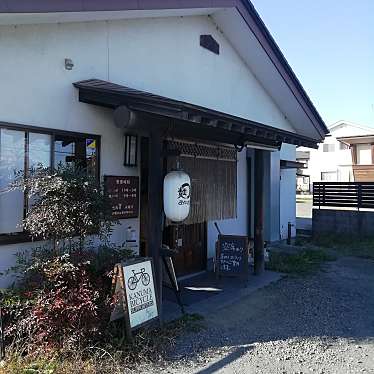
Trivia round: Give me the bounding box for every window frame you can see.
[0,121,101,245]
[323,143,335,153]
[339,142,349,151]
[320,171,337,182]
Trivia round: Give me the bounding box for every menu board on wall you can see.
[216,235,249,280]
[104,176,139,219]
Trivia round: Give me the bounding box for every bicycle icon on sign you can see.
[127,268,151,290]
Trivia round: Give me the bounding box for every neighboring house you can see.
[297,121,374,192]
[0,1,327,287]
[338,135,374,181]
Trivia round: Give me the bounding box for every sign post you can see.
[111,258,159,341]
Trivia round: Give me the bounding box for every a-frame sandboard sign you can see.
[110,258,159,341]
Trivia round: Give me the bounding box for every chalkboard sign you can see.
[105,176,139,219]
[216,235,249,280]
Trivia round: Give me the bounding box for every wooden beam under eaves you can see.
[206,119,218,127]
[216,120,231,130]
[245,127,257,136]
[265,131,277,140]
[190,114,202,123]
[181,111,189,120]
[232,123,246,133]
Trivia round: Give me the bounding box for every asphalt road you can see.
[139,256,374,374]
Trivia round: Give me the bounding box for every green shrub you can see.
[312,234,374,259]
[1,165,134,354]
[8,165,115,253]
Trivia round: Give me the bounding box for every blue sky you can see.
[251,0,374,128]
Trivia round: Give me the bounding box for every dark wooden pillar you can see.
[147,130,164,323]
[254,149,265,275]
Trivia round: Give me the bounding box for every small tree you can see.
[2,166,133,353]
[11,164,115,253]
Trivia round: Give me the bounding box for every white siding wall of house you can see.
[0,15,299,285]
[298,122,373,185]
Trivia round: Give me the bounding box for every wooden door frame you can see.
[140,135,208,275]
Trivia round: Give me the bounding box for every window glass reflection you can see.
[0,129,25,233]
[54,135,97,178]
[29,133,51,169]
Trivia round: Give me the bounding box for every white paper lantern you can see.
[163,170,191,222]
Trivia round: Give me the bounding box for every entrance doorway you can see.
[139,136,207,276]
[163,223,207,277]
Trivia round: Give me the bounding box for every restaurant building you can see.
[0,1,328,289]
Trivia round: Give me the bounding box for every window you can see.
[323,144,335,152]
[321,171,337,181]
[0,129,25,234]
[339,142,349,150]
[0,123,100,240]
[29,133,52,168]
[356,144,372,165]
[54,135,98,178]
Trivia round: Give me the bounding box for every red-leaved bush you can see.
[28,255,99,351]
[2,245,132,354]
[1,165,132,354]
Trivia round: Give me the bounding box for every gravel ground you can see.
[137,256,374,374]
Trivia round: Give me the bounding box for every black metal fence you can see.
[313,182,374,210]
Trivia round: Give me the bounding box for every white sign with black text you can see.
[123,259,158,329]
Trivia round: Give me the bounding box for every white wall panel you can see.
[0,14,295,282]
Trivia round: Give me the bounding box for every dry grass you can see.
[0,313,204,374]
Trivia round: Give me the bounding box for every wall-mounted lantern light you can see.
[124,134,138,167]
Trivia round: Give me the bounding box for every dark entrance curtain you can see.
[166,140,237,225]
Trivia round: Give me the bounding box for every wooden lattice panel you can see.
[167,140,237,162]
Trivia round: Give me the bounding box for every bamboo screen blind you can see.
[166,141,237,225]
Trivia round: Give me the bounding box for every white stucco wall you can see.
[0,14,297,283]
[280,168,296,239]
[279,144,296,239]
[0,16,294,132]
[263,144,296,242]
[263,150,280,242]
